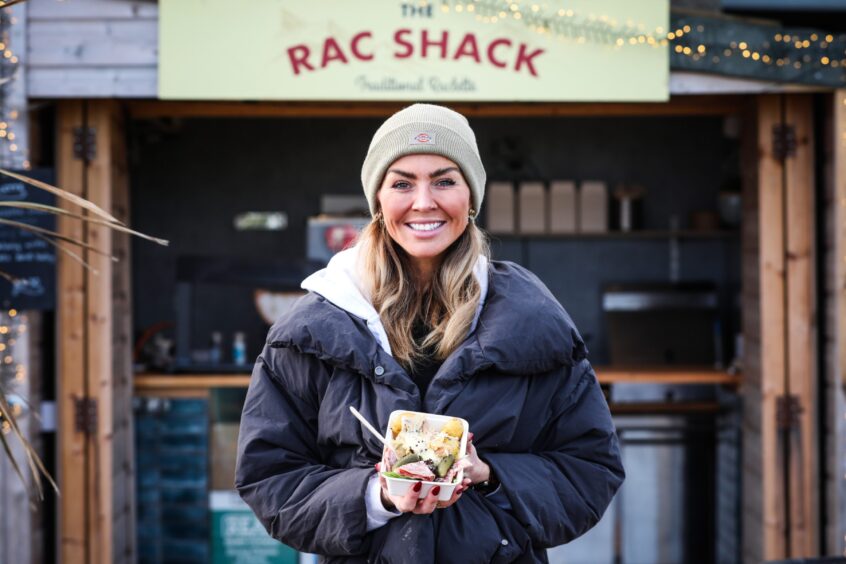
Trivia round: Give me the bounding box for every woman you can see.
[235,104,624,563]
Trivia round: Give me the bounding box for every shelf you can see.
[595,366,740,386]
[610,401,722,415]
[134,367,739,396]
[489,230,739,240]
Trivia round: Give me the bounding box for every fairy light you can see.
[0,6,27,169]
[461,2,845,86]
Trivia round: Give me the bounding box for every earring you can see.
[468,208,477,223]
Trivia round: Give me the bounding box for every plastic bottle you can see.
[232,332,247,365]
[210,331,223,364]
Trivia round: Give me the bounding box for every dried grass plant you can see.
[0,168,169,500]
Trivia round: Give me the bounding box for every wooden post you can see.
[109,102,136,564]
[760,94,788,560]
[57,99,88,564]
[57,99,133,564]
[830,90,846,557]
[783,94,818,558]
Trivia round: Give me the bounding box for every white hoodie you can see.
[300,244,490,531]
[301,245,490,356]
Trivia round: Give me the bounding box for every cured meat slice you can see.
[396,461,436,480]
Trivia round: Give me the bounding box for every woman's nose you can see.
[411,187,437,210]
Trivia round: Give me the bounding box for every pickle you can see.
[436,454,455,478]
[393,453,422,469]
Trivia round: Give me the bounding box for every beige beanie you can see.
[361,104,486,216]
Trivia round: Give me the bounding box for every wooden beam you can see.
[125,96,745,120]
[832,90,846,556]
[57,99,88,564]
[84,100,116,564]
[109,101,136,564]
[784,94,819,557]
[758,94,788,561]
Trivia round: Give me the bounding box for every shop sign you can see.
[160,0,668,101]
[210,490,298,564]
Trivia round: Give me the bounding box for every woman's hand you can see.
[461,432,491,485]
[375,462,471,513]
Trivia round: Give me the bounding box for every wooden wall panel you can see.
[26,0,157,98]
[28,21,158,66]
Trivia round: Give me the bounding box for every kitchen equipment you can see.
[603,282,720,365]
[518,181,546,233]
[307,216,371,263]
[611,183,645,232]
[549,180,577,233]
[486,181,515,233]
[579,181,608,233]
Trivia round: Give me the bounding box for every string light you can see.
[451,2,845,86]
[0,310,29,440]
[0,7,27,168]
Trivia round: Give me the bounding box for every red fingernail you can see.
[432,486,441,496]
[413,481,422,492]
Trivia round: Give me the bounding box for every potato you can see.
[442,418,463,438]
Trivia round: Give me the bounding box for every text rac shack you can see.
[286,30,547,77]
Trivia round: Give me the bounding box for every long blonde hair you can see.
[356,214,490,373]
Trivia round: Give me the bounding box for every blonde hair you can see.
[356,214,490,373]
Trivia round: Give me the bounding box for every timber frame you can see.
[52,94,835,562]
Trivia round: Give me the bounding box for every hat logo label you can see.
[410,132,435,145]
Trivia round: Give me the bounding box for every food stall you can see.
[4,0,845,562]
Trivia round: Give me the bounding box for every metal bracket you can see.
[772,124,796,160]
[73,126,97,162]
[776,394,802,430]
[73,397,98,435]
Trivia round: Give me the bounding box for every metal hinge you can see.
[73,126,97,162]
[74,397,98,435]
[776,394,802,430]
[772,124,796,160]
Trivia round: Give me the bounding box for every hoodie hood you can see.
[300,245,489,357]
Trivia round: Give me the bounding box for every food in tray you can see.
[381,412,470,484]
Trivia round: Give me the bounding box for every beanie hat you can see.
[361,104,486,216]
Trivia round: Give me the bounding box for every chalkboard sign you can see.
[0,169,56,310]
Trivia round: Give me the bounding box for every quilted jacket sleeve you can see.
[482,358,625,547]
[235,344,372,556]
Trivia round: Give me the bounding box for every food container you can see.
[381,410,469,502]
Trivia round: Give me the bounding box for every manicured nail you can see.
[413,481,422,492]
[432,486,441,496]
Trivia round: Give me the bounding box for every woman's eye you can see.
[435,178,456,187]
[392,181,412,189]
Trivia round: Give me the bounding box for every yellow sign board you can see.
[159,0,668,101]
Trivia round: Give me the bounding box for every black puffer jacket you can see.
[235,260,624,563]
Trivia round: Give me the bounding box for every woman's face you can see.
[377,154,472,279]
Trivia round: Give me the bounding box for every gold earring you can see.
[468,208,477,223]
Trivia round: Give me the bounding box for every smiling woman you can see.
[235,104,624,563]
